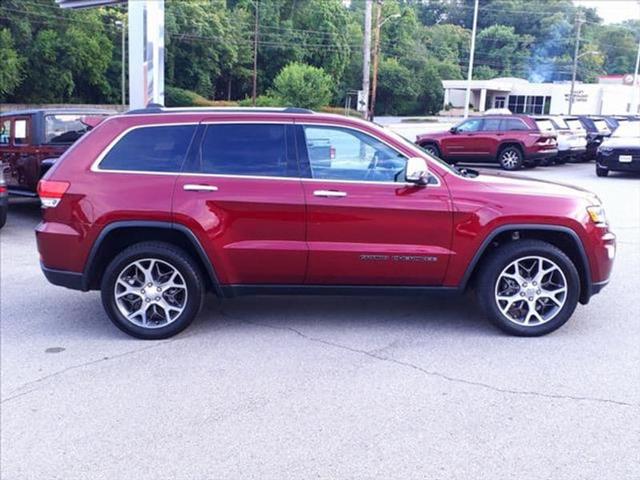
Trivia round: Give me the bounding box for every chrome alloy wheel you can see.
[500,150,520,169]
[494,256,567,327]
[424,146,438,157]
[114,258,188,328]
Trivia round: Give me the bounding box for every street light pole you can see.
[463,0,479,119]
[369,5,400,120]
[252,0,259,106]
[568,11,584,115]
[361,0,373,119]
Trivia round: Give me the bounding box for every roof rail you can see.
[125,106,314,115]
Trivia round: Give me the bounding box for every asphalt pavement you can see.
[1,162,639,480]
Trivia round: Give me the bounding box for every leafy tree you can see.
[376,58,418,115]
[475,25,533,77]
[0,29,22,99]
[473,65,497,80]
[271,62,332,109]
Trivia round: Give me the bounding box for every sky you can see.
[574,0,640,24]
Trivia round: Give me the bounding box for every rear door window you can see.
[13,119,29,145]
[502,118,529,131]
[196,123,295,177]
[99,125,196,172]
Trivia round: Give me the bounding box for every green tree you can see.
[271,62,332,109]
[475,25,533,77]
[0,29,22,99]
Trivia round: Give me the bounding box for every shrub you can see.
[271,62,332,110]
[165,86,217,107]
[238,95,285,107]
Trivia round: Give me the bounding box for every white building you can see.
[442,77,640,115]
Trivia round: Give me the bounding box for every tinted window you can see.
[457,119,482,132]
[14,119,28,145]
[303,126,406,182]
[99,125,196,172]
[481,119,501,131]
[0,120,9,145]
[503,119,529,131]
[197,124,292,177]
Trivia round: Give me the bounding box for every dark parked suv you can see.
[37,107,614,339]
[416,115,557,170]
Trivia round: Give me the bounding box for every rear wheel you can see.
[0,205,6,229]
[498,146,523,170]
[476,240,580,336]
[596,164,609,177]
[101,242,204,339]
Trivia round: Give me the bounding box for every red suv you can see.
[416,115,557,170]
[36,107,614,339]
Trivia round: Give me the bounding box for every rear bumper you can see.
[41,262,87,291]
[528,149,558,160]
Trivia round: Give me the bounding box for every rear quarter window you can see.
[502,119,530,131]
[98,125,196,172]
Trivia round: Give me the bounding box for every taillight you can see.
[37,180,69,208]
[0,185,6,194]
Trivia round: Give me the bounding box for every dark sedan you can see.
[596,122,640,177]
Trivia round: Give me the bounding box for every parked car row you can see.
[415,113,640,176]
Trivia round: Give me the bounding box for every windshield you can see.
[551,118,569,129]
[612,122,640,138]
[535,119,555,132]
[566,119,584,132]
[593,119,611,134]
[45,114,107,144]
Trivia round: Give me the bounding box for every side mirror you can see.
[449,126,458,134]
[405,157,430,185]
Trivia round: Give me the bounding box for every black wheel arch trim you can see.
[459,224,593,303]
[83,220,223,296]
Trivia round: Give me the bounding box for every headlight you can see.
[587,205,607,225]
[597,146,613,156]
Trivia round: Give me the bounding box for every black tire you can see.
[476,239,580,336]
[101,241,205,339]
[596,164,609,177]
[498,146,523,170]
[422,143,441,158]
[554,156,567,165]
[538,157,552,167]
[0,206,6,230]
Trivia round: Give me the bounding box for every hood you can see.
[476,171,599,202]
[416,129,451,141]
[600,136,640,149]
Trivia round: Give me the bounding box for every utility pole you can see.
[568,11,585,115]
[252,0,259,106]
[463,0,479,119]
[115,20,125,106]
[369,5,399,121]
[362,0,372,119]
[630,37,640,114]
[369,0,382,120]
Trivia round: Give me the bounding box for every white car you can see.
[535,116,587,164]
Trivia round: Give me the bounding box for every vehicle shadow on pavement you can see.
[196,292,498,338]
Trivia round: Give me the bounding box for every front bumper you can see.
[597,153,640,173]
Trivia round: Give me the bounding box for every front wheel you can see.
[476,240,580,336]
[101,242,205,339]
[498,146,523,170]
[422,143,441,158]
[596,164,609,177]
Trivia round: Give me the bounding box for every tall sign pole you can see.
[463,0,479,119]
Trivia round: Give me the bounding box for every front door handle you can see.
[313,190,347,198]
[183,184,218,192]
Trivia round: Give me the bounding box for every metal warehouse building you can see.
[442,76,640,115]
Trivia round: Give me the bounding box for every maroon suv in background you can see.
[416,115,557,170]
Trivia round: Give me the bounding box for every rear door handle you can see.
[313,190,347,198]
[183,184,218,192]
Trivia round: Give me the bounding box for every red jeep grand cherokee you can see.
[416,115,558,170]
[36,107,615,339]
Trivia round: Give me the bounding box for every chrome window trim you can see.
[90,120,442,188]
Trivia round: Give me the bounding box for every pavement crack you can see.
[1,340,174,404]
[236,316,636,408]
